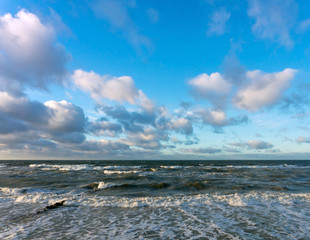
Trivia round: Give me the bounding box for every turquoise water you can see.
[1,160,310,239]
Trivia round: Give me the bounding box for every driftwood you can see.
[37,200,66,214]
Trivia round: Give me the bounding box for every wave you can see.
[160,165,185,169]
[29,164,106,171]
[2,187,309,207]
[25,163,310,173]
[28,164,146,172]
[82,182,122,190]
[1,191,309,240]
[103,170,142,175]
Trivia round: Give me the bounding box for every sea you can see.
[0,160,310,240]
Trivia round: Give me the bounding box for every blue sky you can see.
[0,0,310,160]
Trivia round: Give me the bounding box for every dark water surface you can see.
[1,160,310,239]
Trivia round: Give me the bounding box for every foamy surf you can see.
[1,190,310,239]
[1,160,310,239]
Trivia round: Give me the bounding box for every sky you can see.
[0,0,310,160]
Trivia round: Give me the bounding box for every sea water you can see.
[0,160,309,239]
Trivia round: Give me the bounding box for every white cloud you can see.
[198,109,227,126]
[189,72,231,108]
[193,108,248,129]
[233,68,296,111]
[170,118,193,135]
[207,8,231,36]
[124,128,165,149]
[0,10,69,95]
[248,0,297,47]
[44,100,85,133]
[137,90,154,112]
[247,140,273,149]
[189,72,231,94]
[72,69,154,111]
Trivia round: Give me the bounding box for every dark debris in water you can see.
[37,200,66,214]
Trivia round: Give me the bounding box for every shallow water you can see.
[1,160,310,239]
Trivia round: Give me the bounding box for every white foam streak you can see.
[103,170,141,174]
[97,181,121,189]
[0,163,7,168]
[160,165,184,169]
[1,190,310,239]
[29,164,145,172]
[29,164,105,171]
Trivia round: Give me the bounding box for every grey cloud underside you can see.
[0,113,28,134]
[0,93,87,148]
[95,105,197,150]
[182,147,222,154]
[100,105,156,131]
[0,93,200,154]
[87,120,123,137]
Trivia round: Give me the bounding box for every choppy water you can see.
[0,160,310,239]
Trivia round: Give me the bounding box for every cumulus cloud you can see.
[0,10,69,95]
[247,0,297,47]
[72,69,154,111]
[98,105,164,149]
[170,118,193,135]
[101,105,155,132]
[97,104,196,150]
[197,109,227,126]
[72,70,137,103]
[189,72,231,108]
[0,90,87,147]
[156,116,194,136]
[233,68,296,111]
[246,140,273,149]
[44,100,86,144]
[207,8,231,36]
[0,91,49,124]
[189,57,296,112]
[230,140,273,150]
[44,100,86,133]
[88,119,123,137]
[123,128,167,150]
[193,109,248,129]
